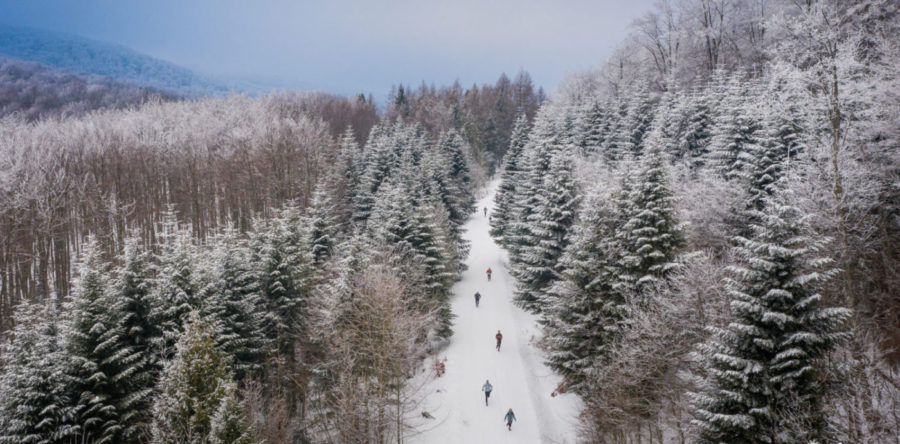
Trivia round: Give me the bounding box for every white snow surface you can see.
[410,180,583,444]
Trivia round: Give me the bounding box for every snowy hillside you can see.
[410,181,583,444]
[0,24,266,97]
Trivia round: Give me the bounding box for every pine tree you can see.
[151,312,250,444]
[0,302,80,444]
[544,190,628,392]
[513,148,580,312]
[618,141,685,298]
[490,114,529,241]
[691,193,851,443]
[65,239,145,443]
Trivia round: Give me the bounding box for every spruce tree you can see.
[65,240,144,443]
[203,234,270,381]
[0,302,80,444]
[691,193,851,443]
[150,211,200,358]
[490,114,529,242]
[513,148,580,312]
[619,83,656,158]
[677,85,715,169]
[107,236,158,439]
[152,313,250,444]
[544,190,628,392]
[253,205,315,373]
[708,73,761,180]
[618,141,685,298]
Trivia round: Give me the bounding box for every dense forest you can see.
[491,0,899,442]
[0,58,542,441]
[2,0,899,442]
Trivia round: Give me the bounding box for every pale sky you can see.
[0,0,655,98]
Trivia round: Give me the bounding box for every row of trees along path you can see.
[411,180,582,444]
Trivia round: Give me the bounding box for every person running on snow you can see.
[474,291,481,307]
[486,267,492,281]
[504,408,517,430]
[484,207,488,216]
[495,330,503,351]
[482,380,493,406]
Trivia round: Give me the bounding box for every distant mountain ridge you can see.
[0,23,283,97]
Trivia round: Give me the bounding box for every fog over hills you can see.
[0,23,295,97]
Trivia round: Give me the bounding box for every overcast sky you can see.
[0,0,654,97]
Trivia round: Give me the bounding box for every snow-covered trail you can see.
[411,180,582,444]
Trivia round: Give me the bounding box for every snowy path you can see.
[410,180,582,444]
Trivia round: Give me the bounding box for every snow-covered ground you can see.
[410,180,583,444]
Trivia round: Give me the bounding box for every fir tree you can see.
[513,148,580,312]
[677,85,715,169]
[107,236,158,439]
[65,240,145,443]
[708,73,761,180]
[202,234,270,381]
[618,141,685,298]
[150,210,200,358]
[490,114,529,241]
[619,83,656,158]
[0,302,80,444]
[151,313,250,444]
[691,193,851,443]
[305,184,340,268]
[544,190,628,392]
[208,380,254,444]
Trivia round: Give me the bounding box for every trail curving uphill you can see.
[410,180,582,444]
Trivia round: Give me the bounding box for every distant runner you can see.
[495,330,503,351]
[474,291,481,307]
[504,408,517,431]
[486,267,492,281]
[484,207,488,217]
[482,380,493,406]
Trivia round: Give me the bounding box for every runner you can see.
[482,380,493,406]
[495,330,503,351]
[504,408,517,431]
[474,291,481,307]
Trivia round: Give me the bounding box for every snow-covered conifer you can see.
[490,114,529,241]
[708,73,761,180]
[65,239,145,443]
[513,148,580,312]
[0,302,79,443]
[691,193,851,443]
[202,234,270,380]
[151,312,249,444]
[618,141,684,297]
[545,189,628,392]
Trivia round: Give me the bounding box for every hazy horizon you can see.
[0,0,655,99]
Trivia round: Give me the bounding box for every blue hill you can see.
[0,23,273,97]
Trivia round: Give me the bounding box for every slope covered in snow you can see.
[0,24,279,97]
[411,180,583,444]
